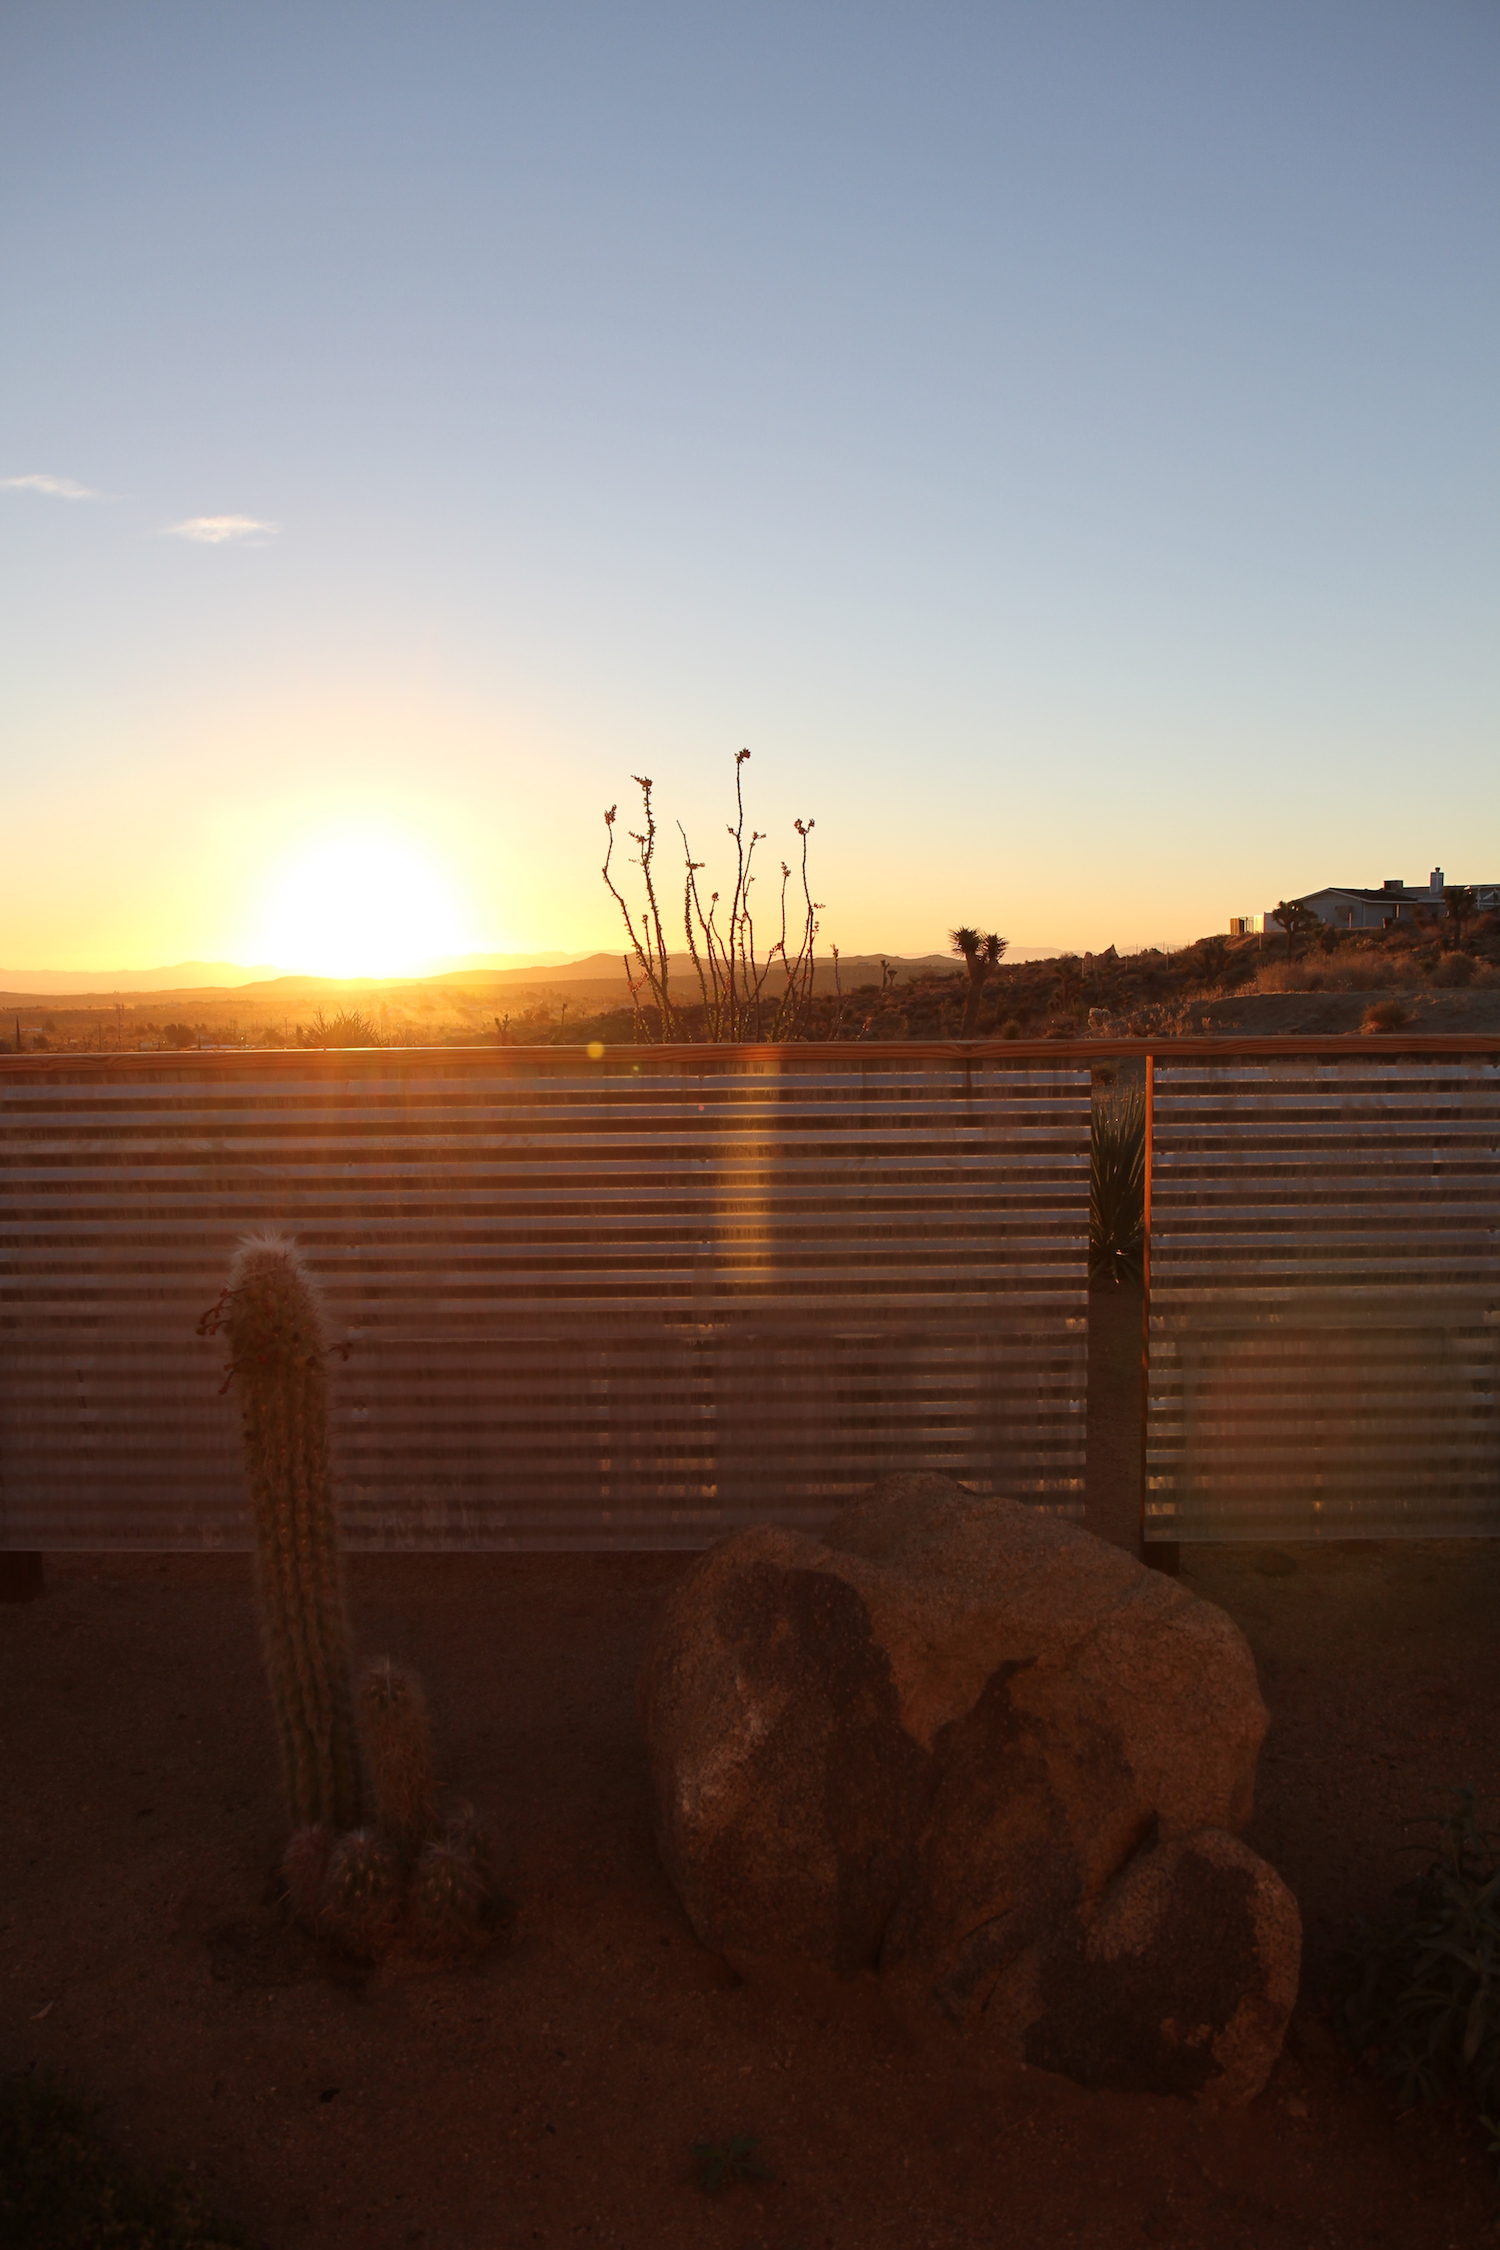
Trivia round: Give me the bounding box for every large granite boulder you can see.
[639,1473,1299,2106]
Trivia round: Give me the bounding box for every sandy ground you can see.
[5,1536,1500,2250]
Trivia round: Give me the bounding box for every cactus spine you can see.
[223,1234,363,1832]
[358,1658,437,1855]
[320,1828,404,1959]
[407,1835,492,1960]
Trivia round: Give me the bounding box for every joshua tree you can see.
[1444,885,1477,943]
[1051,955,1085,1018]
[1269,901,1320,960]
[1194,934,1231,983]
[950,927,1008,1036]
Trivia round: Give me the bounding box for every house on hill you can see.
[1229,868,1500,936]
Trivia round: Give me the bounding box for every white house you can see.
[1229,869,1500,937]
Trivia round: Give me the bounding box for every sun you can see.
[244,828,478,979]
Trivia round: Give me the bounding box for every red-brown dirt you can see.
[5,1539,1500,2249]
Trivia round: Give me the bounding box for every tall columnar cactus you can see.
[358,1657,437,1854]
[221,1234,363,1832]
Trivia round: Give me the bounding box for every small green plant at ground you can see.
[691,2134,776,2193]
[1339,1790,1500,2136]
[1090,1085,1145,1285]
[0,2072,249,2249]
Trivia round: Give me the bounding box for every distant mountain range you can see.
[0,951,587,998]
[0,946,1065,1008]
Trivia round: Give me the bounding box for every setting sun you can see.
[242,828,480,979]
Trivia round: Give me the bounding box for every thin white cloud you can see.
[1,472,100,500]
[165,514,280,544]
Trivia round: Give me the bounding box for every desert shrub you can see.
[1255,950,1397,994]
[691,2136,775,2193]
[0,2072,248,2248]
[1363,999,1411,1032]
[295,1009,380,1048]
[1090,1086,1145,1285]
[1432,951,1476,988]
[1341,1792,1500,2134]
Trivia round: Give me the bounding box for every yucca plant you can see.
[1090,1086,1145,1285]
[1340,1791,1500,2127]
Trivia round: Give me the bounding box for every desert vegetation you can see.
[602,752,826,1040]
[1090,1083,1146,1284]
[1341,1791,1500,2139]
[4,902,1499,1053]
[1,2071,249,2249]
[198,1237,504,1966]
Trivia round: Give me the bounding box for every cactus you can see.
[220,1234,363,1832]
[357,1658,437,1856]
[281,1823,335,1926]
[441,1800,498,1890]
[320,1828,404,1959]
[407,1834,492,1960]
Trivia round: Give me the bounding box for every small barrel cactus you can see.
[441,1801,498,1889]
[407,1833,493,1960]
[281,1824,335,1926]
[320,1828,404,1959]
[358,1658,437,1855]
[219,1234,363,1833]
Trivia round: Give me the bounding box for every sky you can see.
[2,0,1497,974]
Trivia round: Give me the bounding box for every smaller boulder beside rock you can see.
[639,1472,1300,2106]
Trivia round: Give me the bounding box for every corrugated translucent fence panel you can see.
[0,1050,1089,1549]
[1147,1055,1500,1540]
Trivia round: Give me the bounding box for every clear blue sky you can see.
[2,0,1497,970]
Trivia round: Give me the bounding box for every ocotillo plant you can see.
[206,1235,364,1832]
[601,752,827,1041]
[357,1657,437,1855]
